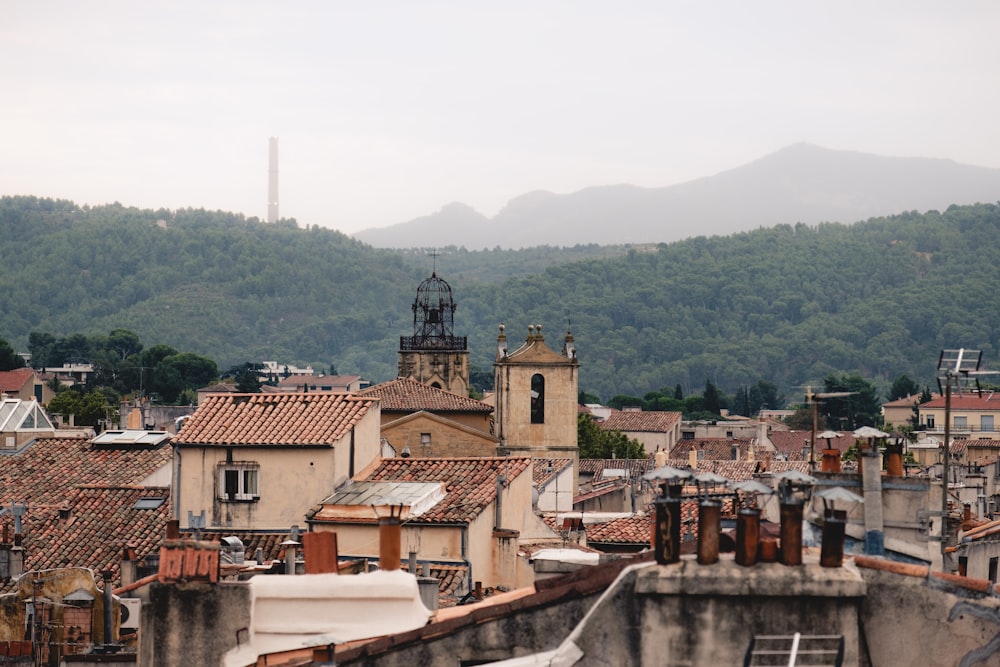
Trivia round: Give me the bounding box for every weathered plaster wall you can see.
[858,564,1000,667]
[142,581,250,667]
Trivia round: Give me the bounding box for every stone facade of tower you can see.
[494,324,579,490]
[398,272,470,396]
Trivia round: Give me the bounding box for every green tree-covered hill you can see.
[3,195,999,403]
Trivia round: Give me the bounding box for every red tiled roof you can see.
[573,481,626,504]
[18,485,171,587]
[663,460,763,482]
[585,513,651,545]
[961,439,1000,450]
[768,430,855,457]
[587,495,740,547]
[600,411,681,433]
[578,458,656,480]
[0,437,173,507]
[359,378,493,414]
[359,456,532,524]
[182,530,291,562]
[533,458,573,487]
[0,368,35,393]
[668,438,754,461]
[883,393,938,408]
[174,392,376,446]
[921,393,1000,410]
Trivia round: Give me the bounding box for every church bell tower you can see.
[398,271,469,395]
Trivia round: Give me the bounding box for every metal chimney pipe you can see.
[735,508,761,566]
[821,449,842,473]
[886,442,904,476]
[697,500,721,565]
[820,509,847,567]
[779,503,804,566]
[652,496,681,564]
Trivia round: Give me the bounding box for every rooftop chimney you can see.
[303,531,339,574]
[379,505,403,571]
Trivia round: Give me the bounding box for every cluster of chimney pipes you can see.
[649,463,850,569]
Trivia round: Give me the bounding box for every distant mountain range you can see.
[353,143,1000,249]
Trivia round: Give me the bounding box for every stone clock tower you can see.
[398,271,469,395]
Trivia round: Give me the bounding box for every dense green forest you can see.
[2,195,999,404]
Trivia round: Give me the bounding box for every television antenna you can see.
[935,349,997,563]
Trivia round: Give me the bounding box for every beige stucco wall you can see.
[177,410,381,531]
[626,431,671,454]
[380,414,498,458]
[919,404,1000,438]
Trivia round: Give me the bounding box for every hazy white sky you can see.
[3,1,999,234]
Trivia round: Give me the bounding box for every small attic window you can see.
[133,497,166,510]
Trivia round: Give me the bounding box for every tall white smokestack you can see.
[267,137,279,223]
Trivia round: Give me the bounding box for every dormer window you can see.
[218,462,259,502]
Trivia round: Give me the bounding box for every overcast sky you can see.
[3,2,999,235]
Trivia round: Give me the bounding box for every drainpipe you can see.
[495,474,505,529]
[461,525,472,597]
[102,569,114,647]
[349,427,356,478]
[172,442,182,520]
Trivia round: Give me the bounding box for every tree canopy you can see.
[4,196,1000,404]
[578,414,646,459]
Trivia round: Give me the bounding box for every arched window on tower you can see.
[531,373,545,424]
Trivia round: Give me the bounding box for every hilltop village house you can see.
[917,391,1000,442]
[171,392,381,531]
[0,367,53,404]
[308,456,558,593]
[358,377,498,457]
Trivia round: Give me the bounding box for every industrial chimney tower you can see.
[267,137,279,223]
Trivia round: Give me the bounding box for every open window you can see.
[218,462,259,501]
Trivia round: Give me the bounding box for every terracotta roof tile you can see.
[183,530,290,562]
[668,438,754,461]
[768,430,856,458]
[174,392,376,446]
[355,456,532,524]
[533,458,573,487]
[961,439,1000,450]
[0,368,35,393]
[600,411,681,433]
[585,513,652,545]
[359,378,493,414]
[586,496,739,547]
[0,437,172,507]
[11,485,171,590]
[921,393,1000,410]
[578,458,656,481]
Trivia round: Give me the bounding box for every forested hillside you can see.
[2,195,999,403]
